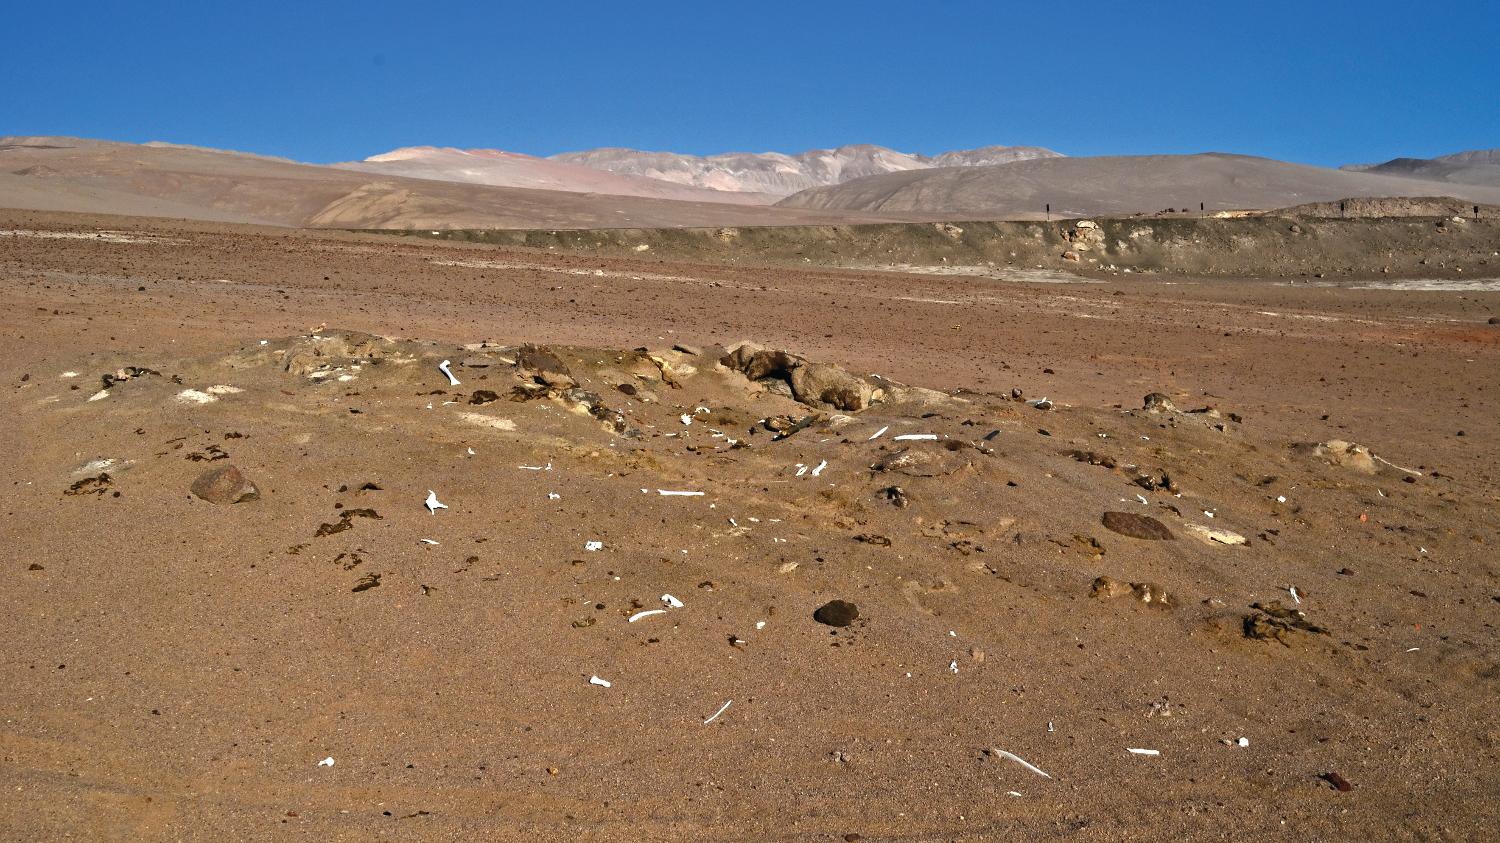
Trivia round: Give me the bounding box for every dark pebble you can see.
[814,600,859,627]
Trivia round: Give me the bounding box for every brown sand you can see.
[2,210,1498,840]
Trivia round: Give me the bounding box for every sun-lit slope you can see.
[0,137,887,229]
[336,146,781,205]
[778,153,1500,217]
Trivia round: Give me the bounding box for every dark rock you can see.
[880,486,910,508]
[1142,393,1177,413]
[1066,449,1117,469]
[516,344,576,389]
[1489,316,1499,325]
[1101,511,1174,540]
[766,414,818,441]
[314,507,381,537]
[616,382,638,396]
[100,366,160,390]
[469,389,500,405]
[351,573,381,592]
[65,473,113,496]
[854,534,892,547]
[509,381,550,401]
[1320,772,1353,792]
[671,343,702,356]
[1243,601,1328,645]
[190,465,259,505]
[814,600,859,627]
[186,444,229,462]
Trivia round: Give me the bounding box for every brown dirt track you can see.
[2,210,1499,841]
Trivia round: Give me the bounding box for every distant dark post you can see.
[1340,200,1346,219]
[1476,205,1481,219]
[1045,202,1050,221]
[1200,202,1204,212]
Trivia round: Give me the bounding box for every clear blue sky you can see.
[4,1,1495,166]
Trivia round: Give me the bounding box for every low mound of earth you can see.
[6,321,1498,838]
[396,212,1500,281]
[777,152,1500,218]
[0,137,889,230]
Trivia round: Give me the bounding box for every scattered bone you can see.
[176,389,217,404]
[703,700,733,724]
[1182,524,1247,545]
[983,748,1052,779]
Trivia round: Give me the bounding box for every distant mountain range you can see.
[779,152,1500,217]
[3,135,1497,228]
[1341,149,1500,187]
[545,144,1063,197]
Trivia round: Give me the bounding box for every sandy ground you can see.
[2,210,1498,841]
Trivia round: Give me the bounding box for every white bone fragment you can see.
[987,748,1051,778]
[176,389,216,404]
[438,359,460,386]
[703,700,732,724]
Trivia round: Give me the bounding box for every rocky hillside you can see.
[548,144,1063,197]
[1342,148,1500,187]
[334,146,780,204]
[776,153,1500,217]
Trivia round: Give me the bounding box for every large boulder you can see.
[723,342,880,412]
[789,361,878,412]
[516,344,576,390]
[191,465,259,505]
[1101,511,1175,540]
